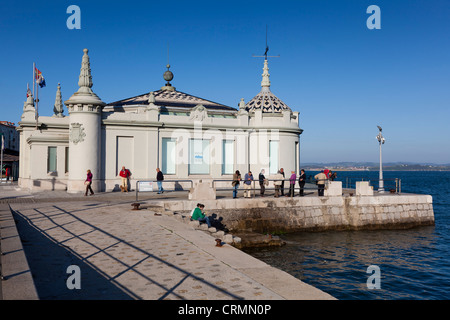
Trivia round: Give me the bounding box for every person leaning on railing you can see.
[243,171,254,198]
[314,170,327,197]
[288,171,297,197]
[259,169,267,197]
[273,170,284,198]
[232,170,241,199]
[298,169,306,196]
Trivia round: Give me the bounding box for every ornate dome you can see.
[245,59,291,113]
[245,88,290,113]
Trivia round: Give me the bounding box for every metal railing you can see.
[133,176,402,201]
[135,179,194,201]
[335,177,401,193]
[212,178,325,198]
[213,176,402,197]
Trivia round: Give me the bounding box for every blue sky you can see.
[1,0,449,164]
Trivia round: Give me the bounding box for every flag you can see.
[35,67,46,88]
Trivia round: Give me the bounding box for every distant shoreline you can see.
[302,168,450,172]
[301,163,450,172]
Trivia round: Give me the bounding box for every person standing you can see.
[5,167,10,181]
[156,168,164,194]
[274,170,283,198]
[119,166,131,192]
[314,170,327,197]
[85,169,94,196]
[288,171,296,197]
[329,171,337,181]
[259,169,266,197]
[232,170,241,199]
[298,169,306,196]
[243,171,253,198]
[279,168,285,196]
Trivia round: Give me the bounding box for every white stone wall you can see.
[18,93,301,192]
[98,109,300,192]
[17,116,69,191]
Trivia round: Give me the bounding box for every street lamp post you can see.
[376,126,386,193]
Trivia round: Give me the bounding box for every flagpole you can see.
[33,62,38,129]
[36,65,39,130]
[33,62,35,100]
[1,135,3,184]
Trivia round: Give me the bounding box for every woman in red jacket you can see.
[119,166,131,192]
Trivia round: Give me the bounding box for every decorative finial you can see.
[21,87,35,119]
[53,83,64,117]
[148,91,156,104]
[161,63,175,91]
[261,59,271,89]
[23,90,35,109]
[239,98,246,110]
[65,48,105,107]
[251,27,278,91]
[164,64,174,83]
[78,49,93,90]
[25,86,34,106]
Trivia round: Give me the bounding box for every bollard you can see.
[131,203,141,210]
[215,239,223,247]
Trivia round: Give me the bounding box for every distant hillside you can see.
[301,162,450,171]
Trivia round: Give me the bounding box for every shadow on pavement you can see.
[11,203,244,300]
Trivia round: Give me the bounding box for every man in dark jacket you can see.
[298,169,306,196]
[280,168,285,196]
[156,168,164,194]
[259,169,266,197]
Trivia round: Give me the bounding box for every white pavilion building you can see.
[17,49,303,193]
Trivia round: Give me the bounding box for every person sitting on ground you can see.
[191,204,211,228]
[190,203,202,218]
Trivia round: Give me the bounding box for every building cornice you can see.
[26,134,69,144]
[101,119,303,134]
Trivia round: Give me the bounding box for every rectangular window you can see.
[269,140,279,174]
[47,146,57,173]
[222,140,234,175]
[162,138,176,175]
[65,147,69,173]
[189,139,210,175]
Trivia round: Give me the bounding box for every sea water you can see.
[244,171,450,299]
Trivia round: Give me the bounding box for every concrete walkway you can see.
[0,184,335,300]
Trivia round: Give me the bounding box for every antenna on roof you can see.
[252,25,280,60]
[167,42,170,66]
[161,42,175,91]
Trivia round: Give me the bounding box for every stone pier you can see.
[153,191,434,233]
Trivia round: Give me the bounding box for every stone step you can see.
[159,209,242,246]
